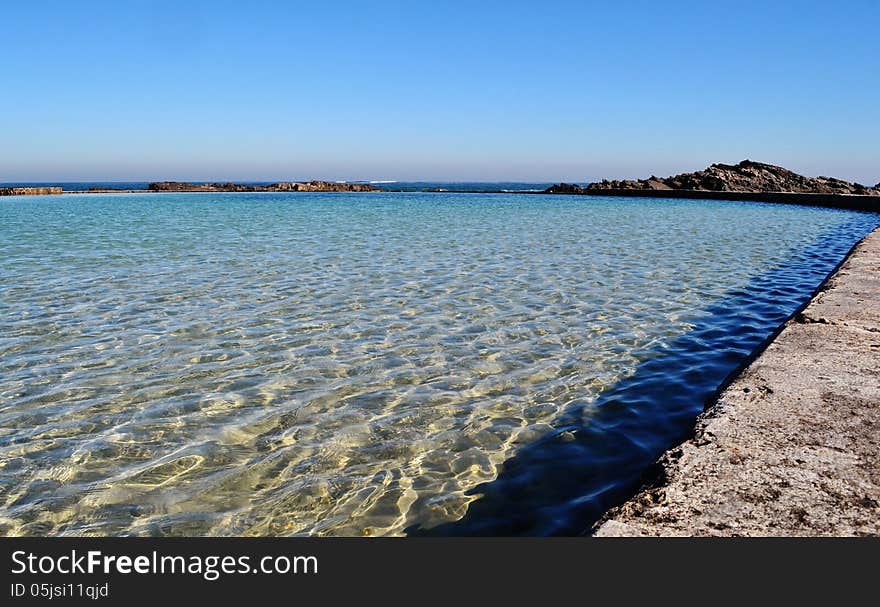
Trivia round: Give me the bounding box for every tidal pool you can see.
[0,192,876,535]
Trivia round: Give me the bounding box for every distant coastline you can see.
[146,180,378,193]
[0,181,553,196]
[3,160,879,213]
[0,180,380,196]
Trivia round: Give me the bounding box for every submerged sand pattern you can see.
[0,192,875,535]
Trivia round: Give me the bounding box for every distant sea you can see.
[0,181,567,192]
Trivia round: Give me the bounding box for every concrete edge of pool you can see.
[593,226,880,536]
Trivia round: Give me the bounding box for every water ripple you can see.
[0,192,876,536]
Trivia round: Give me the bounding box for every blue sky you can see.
[2,1,878,183]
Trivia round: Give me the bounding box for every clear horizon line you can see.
[0,179,584,184]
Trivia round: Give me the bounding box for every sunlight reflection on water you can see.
[0,192,875,536]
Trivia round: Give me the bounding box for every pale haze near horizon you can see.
[1,1,878,185]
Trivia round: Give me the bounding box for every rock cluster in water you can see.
[546,160,880,195]
[147,180,377,193]
[0,186,63,196]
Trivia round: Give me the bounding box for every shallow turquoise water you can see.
[0,192,876,536]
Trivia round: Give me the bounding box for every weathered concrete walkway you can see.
[594,227,880,536]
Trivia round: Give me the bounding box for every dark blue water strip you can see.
[409,214,879,536]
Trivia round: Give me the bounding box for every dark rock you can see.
[579,160,880,195]
[0,186,62,196]
[544,183,586,194]
[147,181,377,193]
[268,180,377,192]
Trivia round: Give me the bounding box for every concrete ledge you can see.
[593,227,880,536]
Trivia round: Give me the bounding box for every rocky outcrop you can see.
[147,180,377,193]
[0,186,62,196]
[267,181,378,192]
[147,182,236,192]
[544,183,588,194]
[580,160,880,195]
